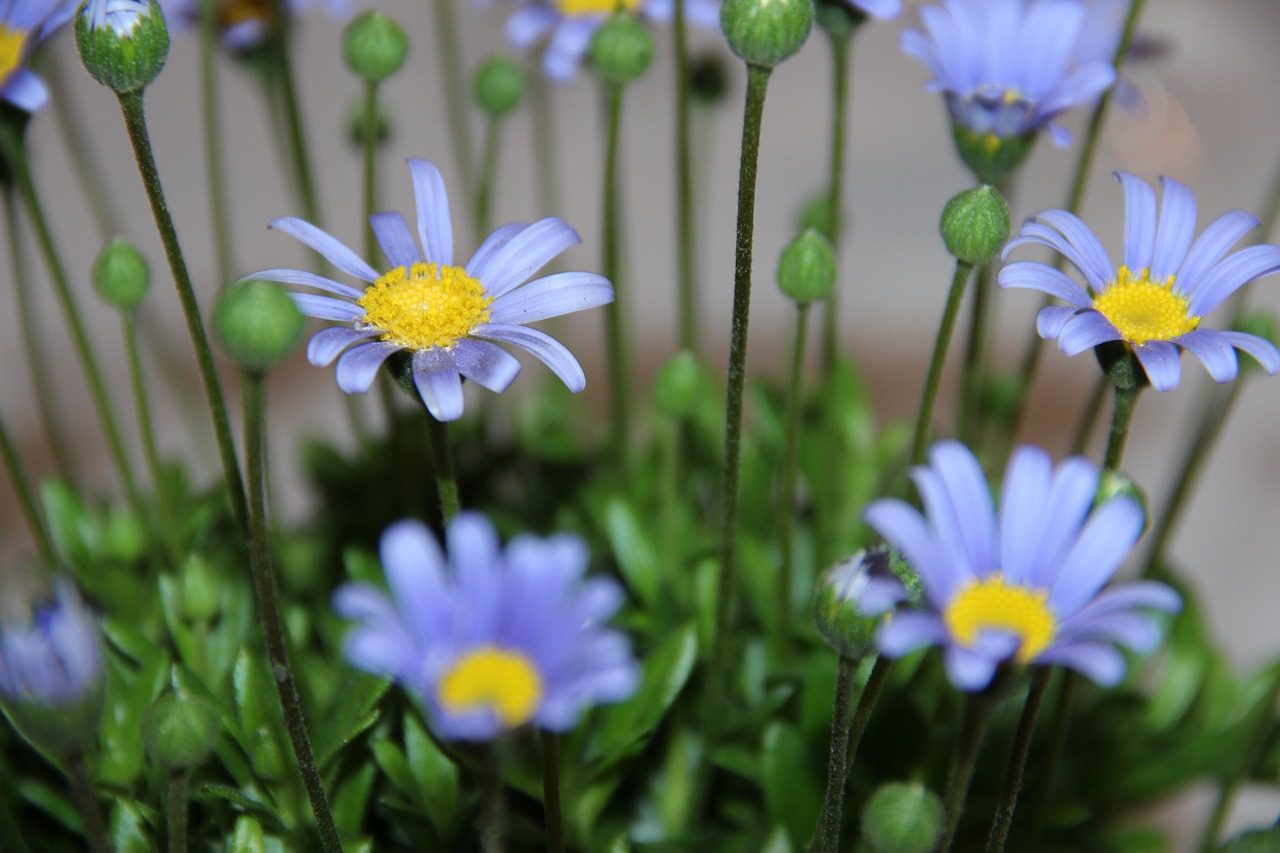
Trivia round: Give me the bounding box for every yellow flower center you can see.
[218,0,273,31]
[0,26,29,84]
[555,0,640,16]
[356,262,492,351]
[1093,266,1200,344]
[943,574,1056,664]
[436,646,543,728]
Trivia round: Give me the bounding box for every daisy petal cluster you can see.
[334,513,640,740]
[0,0,75,112]
[864,441,1180,691]
[999,172,1280,392]
[247,158,613,421]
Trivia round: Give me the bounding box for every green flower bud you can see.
[92,237,150,309]
[951,125,1036,185]
[212,280,305,372]
[345,97,393,147]
[473,55,526,117]
[75,0,170,94]
[653,351,703,418]
[939,184,1010,265]
[180,554,222,623]
[688,52,729,105]
[1233,309,1280,375]
[1095,468,1147,525]
[230,815,268,853]
[590,13,654,84]
[777,228,836,304]
[142,687,219,769]
[814,549,910,658]
[720,0,812,69]
[861,782,944,853]
[102,506,147,562]
[815,0,865,40]
[343,12,409,83]
[249,726,287,780]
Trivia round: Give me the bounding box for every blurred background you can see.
[5,0,1280,842]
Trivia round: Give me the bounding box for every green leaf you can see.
[372,738,415,803]
[313,673,391,768]
[109,800,153,853]
[331,763,377,835]
[234,648,283,742]
[18,778,80,834]
[761,722,822,847]
[199,785,287,833]
[405,713,460,832]
[229,814,267,853]
[100,651,170,786]
[604,498,661,609]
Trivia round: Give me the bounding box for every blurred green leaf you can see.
[109,800,153,853]
[761,722,821,846]
[604,498,662,609]
[314,673,391,768]
[330,763,377,836]
[405,712,461,832]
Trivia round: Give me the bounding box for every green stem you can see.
[816,655,859,853]
[2,183,74,480]
[66,752,108,853]
[1069,375,1108,456]
[778,304,811,653]
[985,668,1052,853]
[0,405,57,567]
[167,768,189,853]
[0,125,141,510]
[674,0,696,352]
[481,748,507,853]
[243,372,342,853]
[362,80,380,268]
[939,692,997,853]
[958,259,994,444]
[270,13,321,231]
[1102,356,1141,470]
[1028,670,1075,845]
[430,0,476,210]
[423,409,460,522]
[116,90,249,538]
[475,115,501,239]
[602,81,631,454]
[707,63,772,721]
[529,69,562,220]
[200,0,235,285]
[821,28,850,376]
[540,731,565,853]
[910,260,975,466]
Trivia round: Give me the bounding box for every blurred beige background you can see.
[5,0,1280,843]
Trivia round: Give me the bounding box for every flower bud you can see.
[249,726,287,780]
[213,279,305,372]
[653,351,703,418]
[815,0,865,41]
[230,815,268,853]
[951,126,1036,185]
[180,554,222,622]
[1095,468,1147,525]
[1233,309,1280,375]
[590,13,654,84]
[861,782,944,853]
[76,0,170,94]
[92,237,150,309]
[102,506,147,562]
[142,685,219,769]
[813,548,905,659]
[939,185,1010,265]
[720,0,812,69]
[343,12,409,83]
[345,97,392,147]
[473,55,526,117]
[777,228,836,305]
[688,52,728,105]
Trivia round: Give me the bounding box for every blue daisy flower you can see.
[901,0,1116,148]
[0,0,76,112]
[999,172,1280,391]
[246,158,613,422]
[334,513,640,740]
[864,441,1180,691]
[833,0,901,19]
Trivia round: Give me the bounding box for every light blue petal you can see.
[998,445,1053,585]
[1036,305,1081,340]
[1062,611,1161,652]
[1133,340,1182,392]
[408,159,453,267]
[1049,497,1144,617]
[478,218,583,299]
[1177,210,1259,293]
[1058,582,1181,628]
[543,16,598,81]
[998,261,1091,306]
[488,272,614,324]
[466,222,529,280]
[1006,214,1113,290]
[411,349,464,421]
[1057,309,1121,356]
[307,327,379,366]
[505,4,555,47]
[445,513,503,626]
[289,293,365,322]
[335,341,400,393]
[1030,456,1100,591]
[269,217,378,282]
[877,612,949,658]
[1150,177,1196,282]
[851,0,899,19]
[1186,244,1280,317]
[926,441,998,579]
[1036,63,1114,120]
[1175,329,1238,383]
[1116,172,1156,273]
[0,69,48,113]
[243,268,364,299]
[1219,331,1280,374]
[944,645,999,692]
[864,499,957,606]
[370,211,422,269]
[471,323,586,391]
[448,339,522,393]
[1036,642,1125,686]
[380,520,451,641]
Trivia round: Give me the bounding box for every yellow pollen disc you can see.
[1093,266,1200,344]
[943,574,1056,664]
[356,262,492,351]
[555,0,640,16]
[437,646,543,728]
[218,0,273,30]
[0,26,29,84]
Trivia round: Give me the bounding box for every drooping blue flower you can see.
[0,0,76,112]
[901,0,1116,147]
[864,441,1180,691]
[334,513,640,740]
[246,158,613,421]
[999,172,1280,392]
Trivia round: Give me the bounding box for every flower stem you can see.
[540,730,565,853]
[475,114,502,240]
[430,0,476,210]
[270,11,322,233]
[362,80,381,268]
[985,668,1052,853]
[423,409,460,522]
[816,654,859,853]
[939,691,997,853]
[707,63,772,720]
[242,372,342,853]
[820,27,851,376]
[1027,670,1075,844]
[958,259,994,444]
[778,303,811,654]
[529,69,562,221]
[0,404,57,567]
[602,80,632,454]
[1102,355,1141,470]
[673,0,697,352]
[481,747,508,853]
[167,768,189,853]
[911,259,975,466]
[66,752,108,853]
[116,90,249,538]
[200,0,235,285]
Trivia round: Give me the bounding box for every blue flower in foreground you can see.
[247,158,613,421]
[999,172,1280,391]
[864,441,1180,691]
[0,0,75,112]
[504,0,718,81]
[901,0,1115,147]
[334,513,640,740]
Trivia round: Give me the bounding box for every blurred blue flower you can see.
[864,441,1180,691]
[831,0,900,19]
[0,0,75,112]
[901,0,1116,146]
[247,158,613,421]
[1000,172,1280,391]
[158,0,351,50]
[334,513,640,740]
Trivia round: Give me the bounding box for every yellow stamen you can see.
[218,0,272,31]
[357,262,492,351]
[437,646,543,728]
[0,26,29,84]
[555,0,640,16]
[943,574,1056,663]
[1093,266,1200,344]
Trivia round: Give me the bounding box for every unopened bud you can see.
[143,685,219,769]
[473,55,526,117]
[76,0,170,94]
[93,237,150,309]
[720,0,812,69]
[813,549,905,659]
[343,12,409,83]
[777,228,836,304]
[940,185,1010,265]
[1095,469,1147,527]
[213,280,304,371]
[653,351,703,418]
[590,13,654,84]
[861,782,944,853]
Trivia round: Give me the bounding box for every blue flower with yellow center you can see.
[864,441,1180,691]
[999,172,1280,391]
[0,0,74,112]
[333,513,640,740]
[247,158,614,421]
